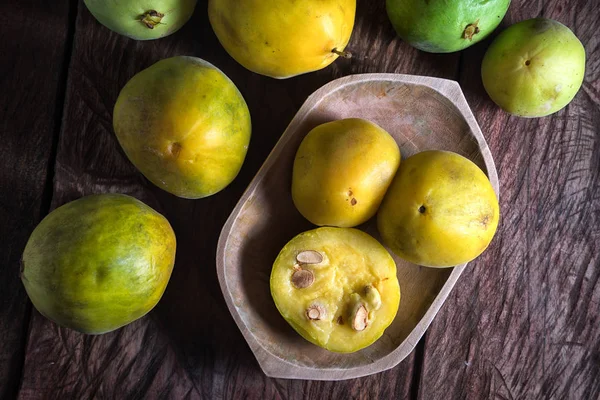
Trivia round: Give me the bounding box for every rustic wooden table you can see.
[2,0,599,399]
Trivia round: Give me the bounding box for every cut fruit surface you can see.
[270,227,400,353]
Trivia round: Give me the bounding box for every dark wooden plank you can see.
[418,1,600,399]
[0,0,74,398]
[16,1,460,398]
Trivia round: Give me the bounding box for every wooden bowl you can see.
[217,74,499,380]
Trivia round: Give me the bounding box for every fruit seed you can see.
[296,250,323,265]
[291,269,314,289]
[364,285,382,311]
[349,293,369,331]
[352,304,368,331]
[306,304,326,321]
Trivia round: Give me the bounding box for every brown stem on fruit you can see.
[140,10,164,29]
[462,20,481,41]
[332,48,352,59]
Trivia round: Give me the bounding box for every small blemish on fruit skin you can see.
[480,214,491,228]
[540,101,552,112]
[168,142,182,159]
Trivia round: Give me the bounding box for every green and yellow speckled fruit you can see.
[270,227,400,353]
[113,56,251,199]
[21,194,176,334]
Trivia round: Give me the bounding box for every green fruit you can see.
[21,194,176,334]
[482,18,586,117]
[386,0,510,53]
[113,56,251,199]
[270,227,400,353]
[84,0,197,40]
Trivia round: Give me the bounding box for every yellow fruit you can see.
[270,227,400,353]
[377,150,499,267]
[113,56,251,199]
[208,0,356,78]
[292,118,400,228]
[21,194,176,334]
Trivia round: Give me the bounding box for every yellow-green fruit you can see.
[113,56,251,199]
[482,18,586,117]
[270,227,400,353]
[377,150,499,267]
[208,0,356,78]
[292,118,400,228]
[21,194,176,334]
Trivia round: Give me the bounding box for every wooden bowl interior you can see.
[221,79,488,370]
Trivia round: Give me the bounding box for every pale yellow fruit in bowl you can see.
[377,150,499,267]
[270,227,401,353]
[292,118,401,228]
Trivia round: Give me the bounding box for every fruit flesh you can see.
[208,0,356,78]
[292,118,400,228]
[377,151,499,267]
[270,227,400,353]
[113,56,251,199]
[481,18,586,117]
[84,0,197,40]
[21,194,176,334]
[386,0,510,53]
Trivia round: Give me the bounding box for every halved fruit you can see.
[270,227,400,353]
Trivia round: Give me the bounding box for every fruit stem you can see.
[462,20,481,41]
[140,10,164,29]
[332,48,352,59]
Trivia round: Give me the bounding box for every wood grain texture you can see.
[0,1,74,398]
[418,1,600,399]
[10,0,598,397]
[217,74,498,380]
[17,0,458,398]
